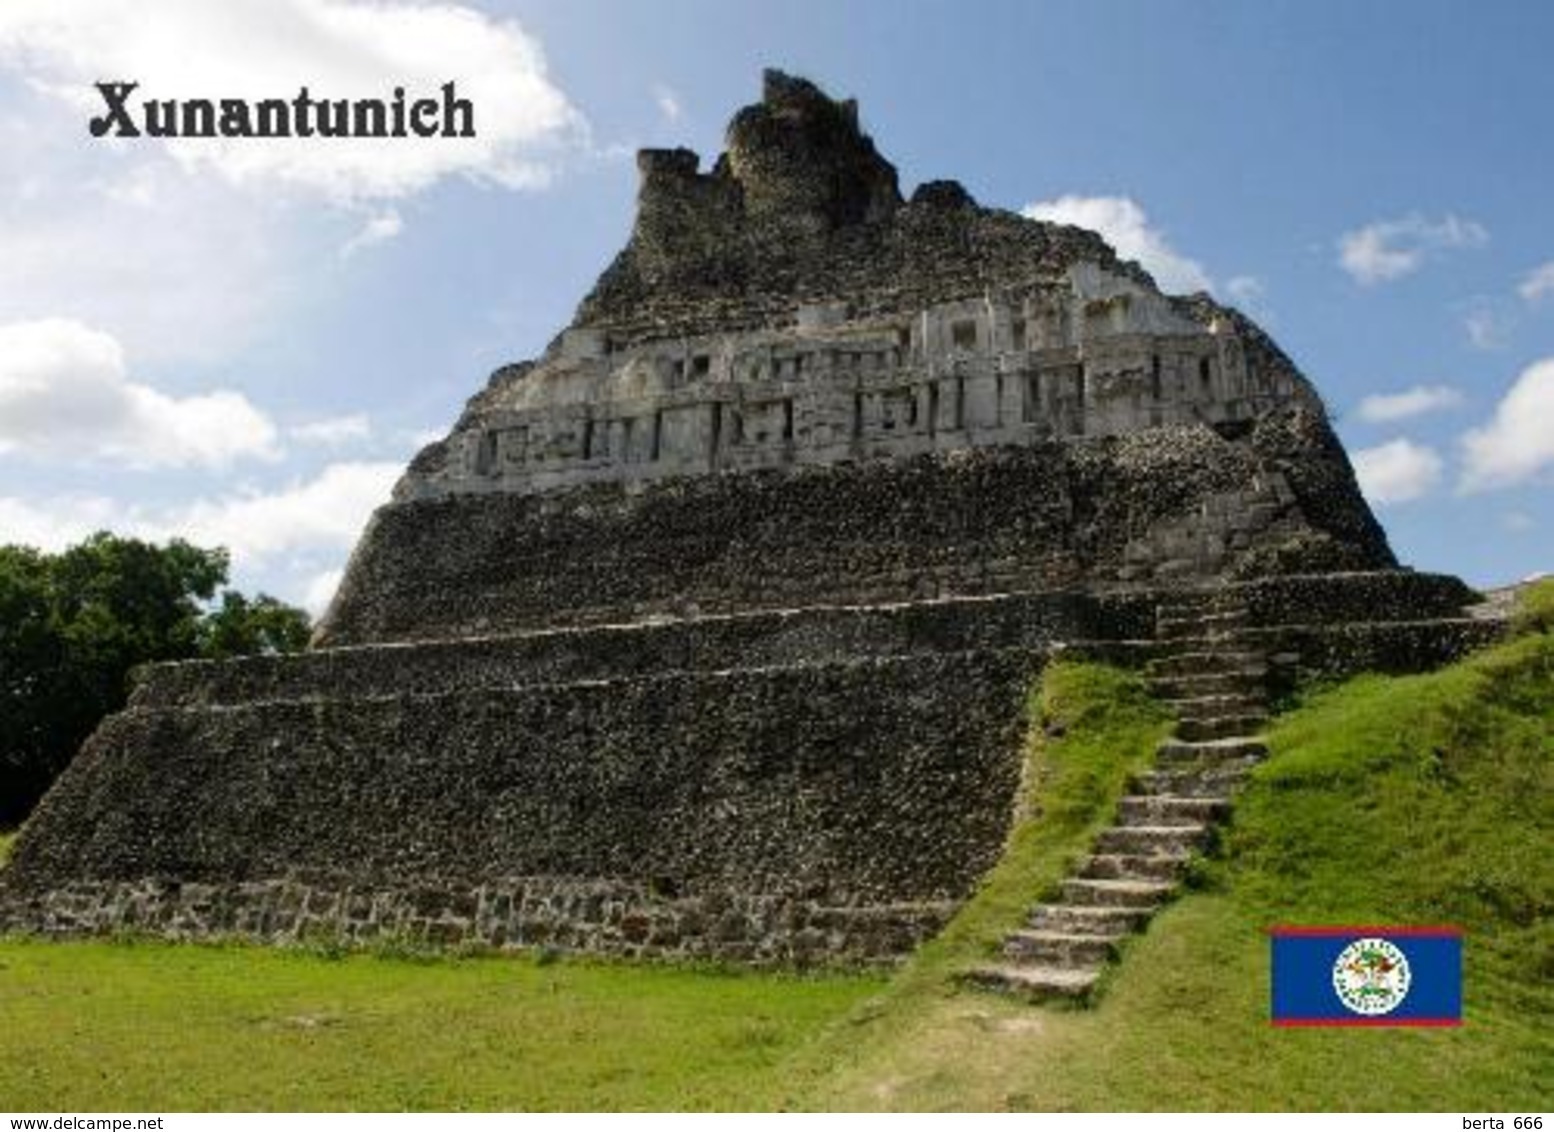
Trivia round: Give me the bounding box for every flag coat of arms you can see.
[1269,925,1463,1026]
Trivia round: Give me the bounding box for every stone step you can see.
[1175,713,1268,742]
[1156,609,1249,628]
[1156,736,1268,764]
[1147,651,1267,678]
[1166,692,1267,717]
[1093,823,1212,856]
[1027,903,1154,935]
[1148,669,1268,699]
[967,634,1268,1010]
[1078,852,1190,881]
[133,588,1091,709]
[1145,633,1265,654]
[1116,794,1230,826]
[1155,611,1250,640]
[1002,928,1122,966]
[1132,762,1256,798]
[1156,596,1248,617]
[963,963,1100,1003]
[1061,877,1177,907]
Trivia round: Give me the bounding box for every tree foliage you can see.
[199,591,313,659]
[0,533,310,826]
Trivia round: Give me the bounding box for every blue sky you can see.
[0,0,1550,613]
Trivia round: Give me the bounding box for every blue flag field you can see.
[1269,925,1464,1027]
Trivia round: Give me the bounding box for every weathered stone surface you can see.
[3,876,953,966]
[0,71,1487,965]
[323,419,1390,646]
[129,589,1152,710]
[4,653,1036,962]
[1230,570,1479,626]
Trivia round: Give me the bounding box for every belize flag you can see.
[1269,925,1463,1026]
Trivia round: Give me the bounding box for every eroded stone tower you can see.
[0,73,1489,961]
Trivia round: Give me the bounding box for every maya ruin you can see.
[0,72,1504,977]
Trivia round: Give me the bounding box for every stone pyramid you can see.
[0,72,1487,963]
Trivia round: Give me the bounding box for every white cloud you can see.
[166,461,400,563]
[303,566,345,616]
[1355,384,1464,424]
[653,84,683,124]
[1225,275,1265,307]
[1,459,396,559]
[0,117,287,363]
[1352,438,1444,505]
[340,208,402,257]
[1337,213,1488,285]
[1518,261,1554,304]
[1022,195,1212,294]
[291,413,372,447]
[0,318,279,468]
[1503,511,1536,534]
[0,494,119,552]
[1462,298,1513,350]
[0,0,585,202]
[403,427,447,448]
[1460,357,1554,492]
[98,164,160,208]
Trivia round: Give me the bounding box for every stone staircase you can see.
[965,589,1270,1003]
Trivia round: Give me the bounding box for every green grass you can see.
[784,631,1554,1110]
[2,635,1550,1111]
[1513,576,1554,636]
[0,942,880,1110]
[0,831,13,868]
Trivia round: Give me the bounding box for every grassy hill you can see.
[2,589,1550,1110]
[784,614,1553,1109]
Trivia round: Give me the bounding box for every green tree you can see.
[198,590,312,658]
[0,546,62,814]
[0,533,311,826]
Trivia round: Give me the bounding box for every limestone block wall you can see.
[1229,570,1479,625]
[143,570,1475,714]
[1252,619,1505,699]
[133,589,1154,711]
[403,272,1314,501]
[2,652,1039,964]
[3,571,1489,961]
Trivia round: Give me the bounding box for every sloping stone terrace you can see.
[3,652,1039,964]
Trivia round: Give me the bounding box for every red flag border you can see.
[1271,1017,1463,1028]
[1267,924,1464,937]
